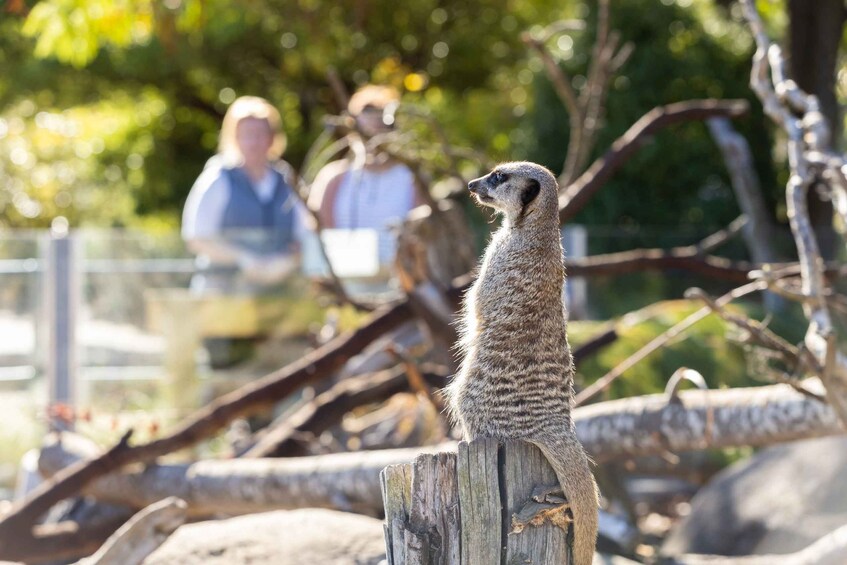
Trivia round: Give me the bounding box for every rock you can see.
[661,436,847,557]
[143,508,386,565]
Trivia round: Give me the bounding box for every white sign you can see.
[301,228,380,277]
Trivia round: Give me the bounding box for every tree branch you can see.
[38,383,844,521]
[76,497,187,565]
[575,281,766,406]
[558,99,750,224]
[0,301,413,553]
[742,0,847,428]
[243,365,449,458]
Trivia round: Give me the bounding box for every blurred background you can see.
[0,0,833,516]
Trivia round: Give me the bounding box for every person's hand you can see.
[239,254,296,285]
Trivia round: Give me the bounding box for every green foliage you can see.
[571,296,810,401]
[1,0,573,228]
[1,0,785,237]
[573,300,754,400]
[0,95,164,227]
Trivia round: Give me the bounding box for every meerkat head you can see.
[468,161,559,226]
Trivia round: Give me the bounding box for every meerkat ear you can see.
[521,179,541,207]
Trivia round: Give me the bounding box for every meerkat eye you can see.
[491,171,506,184]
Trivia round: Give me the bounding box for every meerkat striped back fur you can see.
[445,161,599,565]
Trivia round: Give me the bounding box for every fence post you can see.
[381,439,572,565]
[562,225,588,320]
[43,231,80,425]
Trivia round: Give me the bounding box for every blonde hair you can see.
[347,85,400,116]
[218,96,286,164]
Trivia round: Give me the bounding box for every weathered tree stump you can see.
[381,439,572,565]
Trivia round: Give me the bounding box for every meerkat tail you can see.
[531,435,600,565]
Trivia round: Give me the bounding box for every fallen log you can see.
[40,383,844,519]
[40,438,454,518]
[576,380,844,462]
[0,301,412,554]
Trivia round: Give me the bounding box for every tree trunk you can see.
[787,0,846,259]
[788,0,845,148]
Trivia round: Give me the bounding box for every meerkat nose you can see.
[468,179,481,193]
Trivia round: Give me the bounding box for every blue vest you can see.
[219,166,297,256]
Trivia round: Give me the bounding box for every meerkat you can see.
[445,161,599,565]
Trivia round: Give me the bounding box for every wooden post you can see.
[381,439,572,565]
[44,232,79,425]
[159,293,201,417]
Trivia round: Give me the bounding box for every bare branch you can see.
[694,215,748,255]
[742,0,847,428]
[0,301,414,553]
[559,99,750,224]
[685,287,824,399]
[76,497,187,565]
[521,33,582,125]
[40,385,844,513]
[565,246,754,282]
[575,281,766,406]
[706,117,780,265]
[244,365,449,458]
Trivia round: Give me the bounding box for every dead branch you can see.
[386,344,444,412]
[244,365,449,458]
[40,439,454,519]
[572,325,618,366]
[524,1,634,188]
[0,430,135,556]
[577,380,841,463]
[706,117,780,265]
[40,382,844,521]
[575,281,766,406]
[565,244,754,282]
[325,66,350,109]
[685,287,823,398]
[742,0,847,428]
[76,497,187,565]
[565,242,847,282]
[0,301,412,556]
[695,216,747,255]
[558,99,750,224]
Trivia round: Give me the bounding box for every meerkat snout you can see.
[468,162,554,221]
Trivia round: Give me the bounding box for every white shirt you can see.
[331,163,415,263]
[332,163,416,231]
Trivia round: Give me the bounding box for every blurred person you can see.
[182,95,306,367]
[182,95,305,295]
[308,85,421,266]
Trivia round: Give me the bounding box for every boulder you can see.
[661,436,847,557]
[143,508,385,565]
